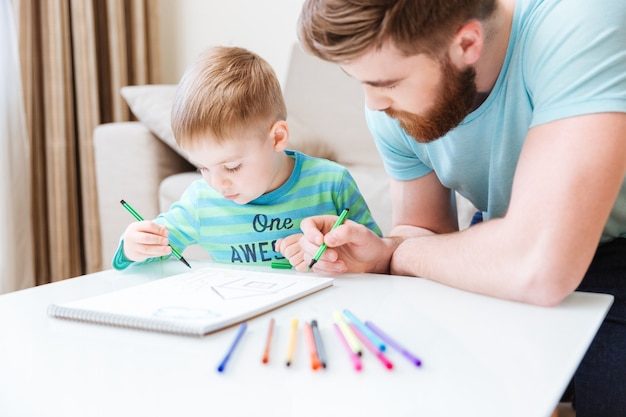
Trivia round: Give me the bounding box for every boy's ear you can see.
[269,120,289,151]
[449,19,483,67]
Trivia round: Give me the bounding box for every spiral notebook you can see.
[48,266,333,337]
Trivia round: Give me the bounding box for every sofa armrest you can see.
[94,121,194,268]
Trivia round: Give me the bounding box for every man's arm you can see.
[391,112,626,306]
[389,170,459,237]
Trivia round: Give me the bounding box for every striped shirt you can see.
[112,150,381,269]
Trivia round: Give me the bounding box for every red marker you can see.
[262,318,275,364]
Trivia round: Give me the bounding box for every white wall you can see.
[158,0,306,86]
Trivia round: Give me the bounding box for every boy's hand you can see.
[122,221,172,262]
[275,234,308,271]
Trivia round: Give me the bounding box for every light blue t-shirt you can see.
[366,0,626,242]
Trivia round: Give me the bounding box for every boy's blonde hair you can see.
[171,46,287,147]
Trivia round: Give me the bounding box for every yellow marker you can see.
[333,311,362,356]
[286,318,299,367]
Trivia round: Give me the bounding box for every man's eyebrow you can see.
[339,67,402,88]
[362,79,402,88]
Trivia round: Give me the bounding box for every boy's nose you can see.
[210,173,231,190]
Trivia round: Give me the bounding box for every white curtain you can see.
[0,0,35,293]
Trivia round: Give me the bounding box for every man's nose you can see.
[365,91,391,110]
[364,87,392,111]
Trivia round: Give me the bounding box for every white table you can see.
[0,260,612,417]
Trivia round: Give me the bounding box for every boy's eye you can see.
[197,167,208,174]
[224,164,242,173]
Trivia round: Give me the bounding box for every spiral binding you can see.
[47,304,204,337]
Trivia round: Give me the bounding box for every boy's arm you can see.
[152,183,203,254]
[337,169,384,236]
[111,183,203,270]
[391,112,626,306]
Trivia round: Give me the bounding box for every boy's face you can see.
[184,126,289,205]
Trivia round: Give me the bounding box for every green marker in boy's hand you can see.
[307,208,349,271]
[120,199,191,268]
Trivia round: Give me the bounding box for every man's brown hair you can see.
[298,0,497,62]
[171,46,287,147]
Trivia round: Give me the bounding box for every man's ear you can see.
[269,120,289,151]
[449,20,483,67]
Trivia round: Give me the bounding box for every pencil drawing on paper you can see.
[212,277,296,300]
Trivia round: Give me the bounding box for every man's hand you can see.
[297,215,396,274]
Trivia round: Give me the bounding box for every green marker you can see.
[271,259,293,269]
[120,199,191,268]
[307,208,349,271]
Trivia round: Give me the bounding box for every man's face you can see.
[341,44,477,143]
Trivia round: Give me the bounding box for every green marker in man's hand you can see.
[307,208,349,271]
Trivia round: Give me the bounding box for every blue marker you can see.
[342,309,386,352]
[217,322,247,372]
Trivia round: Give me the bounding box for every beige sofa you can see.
[94,44,475,268]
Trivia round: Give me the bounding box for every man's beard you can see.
[385,59,477,144]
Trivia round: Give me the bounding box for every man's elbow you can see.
[516,259,587,307]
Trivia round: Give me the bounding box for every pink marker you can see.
[333,323,362,372]
[349,323,393,370]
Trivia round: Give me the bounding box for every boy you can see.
[113,46,381,270]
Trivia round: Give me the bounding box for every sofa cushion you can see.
[121,84,337,164]
[283,45,383,168]
[121,85,187,160]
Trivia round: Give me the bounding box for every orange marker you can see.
[262,318,275,364]
[304,322,321,370]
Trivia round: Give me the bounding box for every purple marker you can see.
[365,320,422,367]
